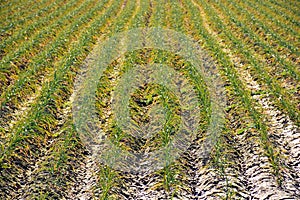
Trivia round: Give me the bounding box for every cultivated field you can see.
[0,0,299,199]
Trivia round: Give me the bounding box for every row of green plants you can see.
[94,0,192,198]
[218,0,299,77]
[144,1,182,195]
[176,1,240,198]
[0,0,62,44]
[268,0,299,14]
[183,0,283,185]
[198,0,299,125]
[0,0,114,166]
[130,0,150,29]
[94,0,179,198]
[241,0,299,43]
[0,0,86,95]
[163,1,226,197]
[0,0,74,58]
[262,0,300,26]
[0,0,106,130]
[33,0,134,198]
[144,1,195,196]
[234,0,299,57]
[0,0,51,31]
[151,0,167,27]
[0,0,126,198]
[90,0,146,198]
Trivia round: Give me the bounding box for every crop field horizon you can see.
[0,0,299,199]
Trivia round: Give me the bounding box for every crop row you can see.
[93,0,162,198]
[0,0,49,29]
[0,0,61,43]
[93,0,230,198]
[92,0,185,198]
[0,0,127,198]
[2,0,113,170]
[236,1,299,57]
[269,0,299,14]
[94,0,295,197]
[197,0,299,125]
[92,0,145,198]
[0,0,87,95]
[263,0,300,26]
[66,0,300,198]
[184,0,288,191]
[185,0,299,196]
[0,0,104,133]
[169,0,281,198]
[0,0,72,59]
[242,0,299,43]
[219,0,299,75]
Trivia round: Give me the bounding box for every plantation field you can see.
[0,0,299,199]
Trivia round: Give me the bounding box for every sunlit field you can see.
[0,0,299,199]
